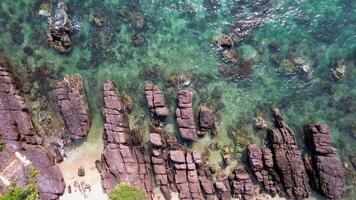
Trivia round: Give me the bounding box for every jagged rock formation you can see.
[248,109,310,199]
[304,124,344,199]
[229,169,254,200]
[247,144,280,196]
[144,83,169,118]
[176,90,199,140]
[98,81,153,199]
[149,126,215,200]
[55,74,90,140]
[198,106,217,136]
[0,60,65,199]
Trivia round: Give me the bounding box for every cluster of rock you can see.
[55,74,90,140]
[144,83,169,119]
[214,169,254,200]
[47,2,73,52]
[0,60,65,199]
[176,90,199,140]
[149,128,206,200]
[304,124,345,199]
[248,109,345,199]
[97,81,153,199]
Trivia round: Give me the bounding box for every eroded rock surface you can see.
[144,83,169,118]
[0,60,65,199]
[99,81,153,199]
[198,106,217,136]
[176,90,199,140]
[304,124,345,199]
[55,74,90,140]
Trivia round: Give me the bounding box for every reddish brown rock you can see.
[198,106,218,135]
[229,169,254,200]
[215,178,232,200]
[99,81,153,199]
[304,124,345,199]
[267,109,311,199]
[55,74,90,140]
[176,90,198,140]
[144,83,169,118]
[247,144,280,195]
[0,60,65,199]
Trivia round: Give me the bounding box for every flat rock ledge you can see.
[144,83,169,119]
[304,124,345,199]
[98,81,153,199]
[55,74,90,140]
[0,60,65,200]
[176,90,199,141]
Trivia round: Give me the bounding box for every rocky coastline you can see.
[0,61,347,200]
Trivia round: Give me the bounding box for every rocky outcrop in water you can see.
[98,81,153,199]
[229,169,254,200]
[247,109,310,199]
[144,83,169,119]
[176,90,199,141]
[0,60,65,199]
[304,124,345,199]
[55,74,90,140]
[47,2,73,52]
[198,106,217,136]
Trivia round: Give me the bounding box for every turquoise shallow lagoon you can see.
[0,0,355,199]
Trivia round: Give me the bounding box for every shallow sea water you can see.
[0,0,355,199]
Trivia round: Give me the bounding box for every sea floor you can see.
[0,0,355,199]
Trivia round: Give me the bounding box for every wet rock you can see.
[304,123,345,199]
[230,169,254,200]
[254,115,267,129]
[199,106,217,135]
[78,166,85,177]
[212,34,233,48]
[167,72,192,88]
[176,90,199,141]
[47,2,73,52]
[55,74,90,140]
[144,83,169,119]
[99,81,153,199]
[331,60,346,80]
[130,11,146,30]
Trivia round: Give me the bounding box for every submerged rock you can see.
[331,60,346,80]
[212,34,233,48]
[47,2,73,52]
[54,74,90,140]
[198,106,218,136]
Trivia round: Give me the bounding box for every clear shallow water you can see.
[0,0,355,199]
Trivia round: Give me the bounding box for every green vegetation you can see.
[0,138,5,151]
[0,167,39,200]
[109,183,147,200]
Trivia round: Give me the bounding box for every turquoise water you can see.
[0,0,355,199]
